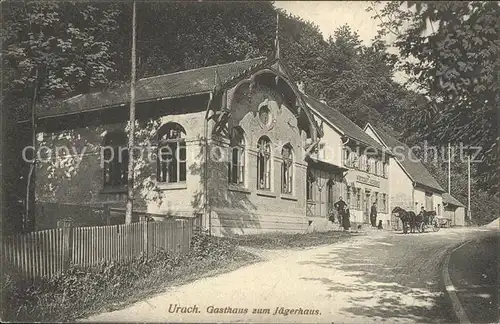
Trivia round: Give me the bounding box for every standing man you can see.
[334,196,347,224]
[370,201,377,227]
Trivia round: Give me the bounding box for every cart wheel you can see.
[432,222,440,232]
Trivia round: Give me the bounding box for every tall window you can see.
[257,136,271,190]
[103,131,128,188]
[327,179,334,206]
[342,148,349,166]
[375,160,379,176]
[157,123,186,183]
[374,192,379,208]
[350,187,356,209]
[383,161,388,178]
[346,186,351,206]
[317,143,326,160]
[228,127,245,185]
[360,154,366,171]
[307,171,315,201]
[366,157,371,173]
[382,193,387,212]
[356,188,361,210]
[281,144,293,194]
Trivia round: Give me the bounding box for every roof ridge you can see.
[305,93,369,134]
[139,56,267,82]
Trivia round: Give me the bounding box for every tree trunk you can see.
[125,0,137,224]
[25,68,39,232]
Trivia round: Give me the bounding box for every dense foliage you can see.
[369,1,500,195]
[2,1,498,231]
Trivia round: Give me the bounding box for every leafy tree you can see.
[369,1,500,195]
[293,24,405,130]
[1,1,120,231]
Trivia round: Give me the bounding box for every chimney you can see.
[296,81,305,93]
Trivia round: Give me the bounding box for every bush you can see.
[1,231,256,322]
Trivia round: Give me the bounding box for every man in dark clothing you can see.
[370,202,377,227]
[334,197,347,226]
[334,197,347,214]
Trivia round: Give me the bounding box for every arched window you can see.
[157,122,186,183]
[228,127,245,185]
[103,131,128,188]
[281,144,293,194]
[257,136,271,190]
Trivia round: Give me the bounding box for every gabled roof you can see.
[301,94,387,152]
[36,57,268,118]
[442,193,465,207]
[367,124,445,193]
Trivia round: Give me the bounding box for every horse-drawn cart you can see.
[392,207,440,234]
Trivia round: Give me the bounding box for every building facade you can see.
[364,124,446,229]
[303,95,391,229]
[443,193,466,226]
[30,57,332,236]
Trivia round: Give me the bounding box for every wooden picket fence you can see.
[2,218,195,281]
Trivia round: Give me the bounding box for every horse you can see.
[392,206,417,234]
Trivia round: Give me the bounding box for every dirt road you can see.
[83,227,497,323]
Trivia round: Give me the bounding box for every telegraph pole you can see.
[467,153,471,222]
[125,0,137,224]
[447,143,451,193]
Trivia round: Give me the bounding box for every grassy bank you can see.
[230,230,357,249]
[1,231,259,322]
[2,229,355,322]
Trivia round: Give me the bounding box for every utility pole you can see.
[447,143,451,194]
[125,0,137,224]
[467,153,471,222]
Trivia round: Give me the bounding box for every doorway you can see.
[364,190,371,223]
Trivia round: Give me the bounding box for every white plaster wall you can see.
[389,158,414,212]
[314,119,343,167]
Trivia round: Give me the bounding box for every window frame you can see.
[306,171,315,201]
[156,123,187,184]
[228,127,246,186]
[356,188,361,210]
[103,131,128,189]
[281,144,294,194]
[257,136,272,190]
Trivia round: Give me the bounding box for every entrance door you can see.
[364,190,371,223]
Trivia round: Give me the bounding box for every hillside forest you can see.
[1,1,498,233]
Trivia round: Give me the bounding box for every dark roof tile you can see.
[302,94,386,151]
[37,57,267,118]
[442,193,465,207]
[371,126,445,192]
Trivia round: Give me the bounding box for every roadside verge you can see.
[442,240,472,324]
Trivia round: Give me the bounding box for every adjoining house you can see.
[442,193,466,226]
[364,124,446,230]
[28,54,337,236]
[302,94,392,230]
